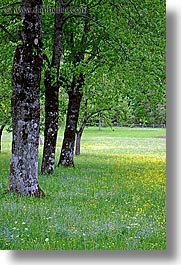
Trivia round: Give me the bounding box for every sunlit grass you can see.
[0,127,166,250]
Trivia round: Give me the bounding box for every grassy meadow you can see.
[0,127,166,250]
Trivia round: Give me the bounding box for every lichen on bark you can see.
[8,0,44,197]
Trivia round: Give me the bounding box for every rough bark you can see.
[0,125,5,153]
[41,1,63,174]
[41,72,59,174]
[8,0,45,197]
[58,90,83,167]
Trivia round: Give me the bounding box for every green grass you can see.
[0,127,166,250]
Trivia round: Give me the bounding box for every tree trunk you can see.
[99,114,102,130]
[75,104,112,155]
[75,123,86,155]
[57,12,88,166]
[41,72,59,174]
[0,125,5,153]
[8,0,45,197]
[58,91,83,167]
[41,1,63,174]
[75,131,82,156]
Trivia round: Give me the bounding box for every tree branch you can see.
[104,35,129,62]
[87,107,111,119]
[109,1,124,10]
[0,24,16,40]
[89,0,107,9]
[51,1,64,81]
[59,75,70,87]
[43,54,51,68]
[88,62,102,74]
[62,0,73,8]
[84,96,89,118]
[0,1,21,10]
[2,13,20,17]
[128,0,141,17]
[63,6,129,62]
[62,13,106,30]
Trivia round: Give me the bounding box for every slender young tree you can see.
[8,0,45,197]
[75,96,111,155]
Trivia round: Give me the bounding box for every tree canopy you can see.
[0,0,166,129]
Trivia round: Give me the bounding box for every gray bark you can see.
[8,0,45,197]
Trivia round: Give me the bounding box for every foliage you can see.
[0,0,166,129]
[117,0,166,124]
[0,1,21,130]
[0,127,166,250]
[78,67,135,127]
[59,0,166,125]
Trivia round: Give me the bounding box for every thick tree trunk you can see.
[58,91,82,167]
[0,125,5,153]
[41,72,59,174]
[41,1,63,174]
[8,0,45,197]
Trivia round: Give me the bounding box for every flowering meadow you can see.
[0,127,166,250]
